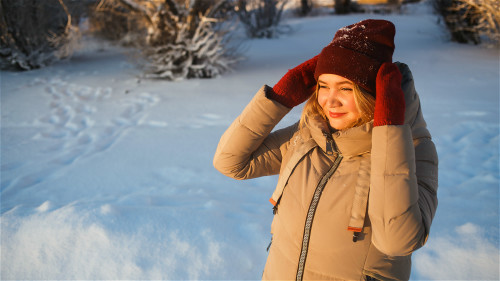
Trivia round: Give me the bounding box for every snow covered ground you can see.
[1,2,499,280]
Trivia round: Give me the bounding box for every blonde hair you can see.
[299,82,375,130]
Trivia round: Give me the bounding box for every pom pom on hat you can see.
[314,19,396,95]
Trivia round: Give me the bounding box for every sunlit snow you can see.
[1,1,499,279]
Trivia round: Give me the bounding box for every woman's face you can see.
[317,74,361,130]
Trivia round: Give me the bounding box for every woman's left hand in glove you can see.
[373,62,406,127]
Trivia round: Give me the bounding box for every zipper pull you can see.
[324,133,334,156]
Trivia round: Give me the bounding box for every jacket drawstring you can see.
[347,156,371,242]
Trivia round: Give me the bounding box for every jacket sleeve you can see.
[368,64,439,257]
[213,85,296,180]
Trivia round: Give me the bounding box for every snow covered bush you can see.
[235,0,290,38]
[143,0,240,80]
[435,0,500,45]
[0,0,81,70]
[93,0,240,80]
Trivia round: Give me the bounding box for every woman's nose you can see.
[326,90,342,108]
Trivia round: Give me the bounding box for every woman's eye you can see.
[340,87,353,92]
[319,85,328,89]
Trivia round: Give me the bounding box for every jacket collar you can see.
[304,114,373,158]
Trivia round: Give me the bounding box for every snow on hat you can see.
[314,19,396,95]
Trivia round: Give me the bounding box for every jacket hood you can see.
[397,62,431,140]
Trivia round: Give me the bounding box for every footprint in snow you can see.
[2,78,160,195]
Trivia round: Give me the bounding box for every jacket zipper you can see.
[296,135,343,281]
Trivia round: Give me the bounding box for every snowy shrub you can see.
[235,0,290,38]
[143,0,241,80]
[93,0,241,80]
[434,0,500,45]
[0,0,81,70]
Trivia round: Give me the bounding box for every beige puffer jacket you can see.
[213,63,438,281]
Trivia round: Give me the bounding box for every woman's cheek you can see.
[317,91,327,108]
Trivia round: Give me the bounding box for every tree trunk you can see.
[300,0,312,16]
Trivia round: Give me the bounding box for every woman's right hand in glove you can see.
[267,55,319,108]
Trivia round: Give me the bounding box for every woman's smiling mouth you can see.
[329,111,346,118]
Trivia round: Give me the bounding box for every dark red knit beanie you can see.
[314,19,396,95]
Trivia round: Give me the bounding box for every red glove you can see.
[373,62,406,126]
[268,56,318,108]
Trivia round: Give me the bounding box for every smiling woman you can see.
[312,74,375,130]
[317,75,361,130]
[213,19,439,281]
